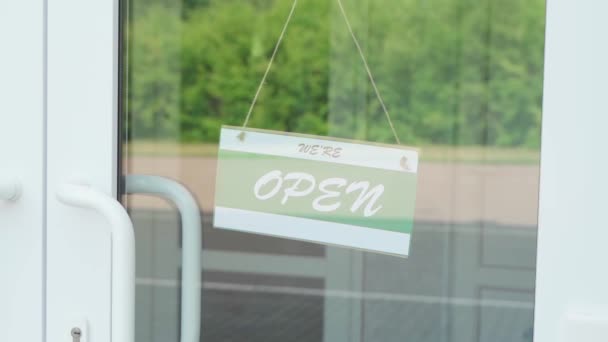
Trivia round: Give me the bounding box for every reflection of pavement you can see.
[124,157,540,226]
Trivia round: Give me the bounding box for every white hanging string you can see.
[243,0,401,145]
[335,0,401,144]
[242,0,298,128]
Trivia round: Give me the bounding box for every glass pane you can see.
[120,0,545,341]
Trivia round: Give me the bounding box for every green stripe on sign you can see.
[215,149,417,234]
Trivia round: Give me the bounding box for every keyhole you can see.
[71,327,82,342]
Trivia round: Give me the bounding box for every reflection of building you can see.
[128,157,538,342]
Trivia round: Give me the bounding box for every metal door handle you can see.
[57,183,135,342]
[0,178,21,201]
[125,175,202,342]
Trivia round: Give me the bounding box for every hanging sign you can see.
[213,126,419,257]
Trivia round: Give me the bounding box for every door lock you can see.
[71,327,82,342]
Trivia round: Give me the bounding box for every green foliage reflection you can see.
[126,0,545,148]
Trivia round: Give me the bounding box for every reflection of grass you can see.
[125,141,219,157]
[420,145,540,164]
[125,141,540,165]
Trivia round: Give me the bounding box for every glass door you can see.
[40,0,608,341]
[121,0,544,341]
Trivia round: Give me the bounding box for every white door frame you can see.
[45,0,121,341]
[534,1,608,341]
[0,1,45,341]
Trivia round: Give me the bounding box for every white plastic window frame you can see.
[534,1,608,341]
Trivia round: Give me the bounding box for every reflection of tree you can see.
[126,0,546,148]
